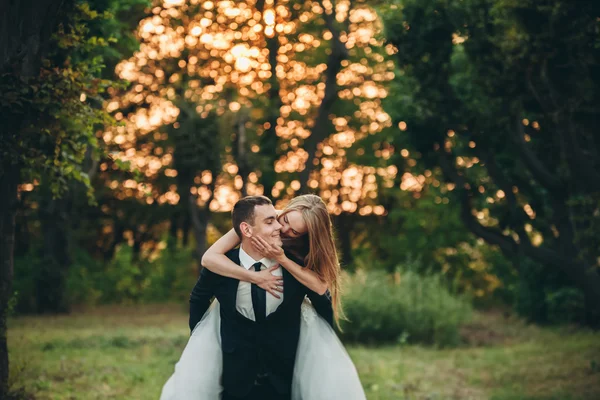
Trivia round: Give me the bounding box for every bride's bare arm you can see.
[251,236,329,295]
[201,229,284,298]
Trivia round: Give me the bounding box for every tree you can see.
[0,0,125,393]
[1,1,67,393]
[104,0,398,268]
[169,101,221,263]
[379,0,600,324]
[297,0,348,191]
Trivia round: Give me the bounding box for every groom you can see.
[189,196,333,400]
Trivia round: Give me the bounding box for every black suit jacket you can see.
[189,248,333,398]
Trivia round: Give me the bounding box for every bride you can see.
[160,194,366,400]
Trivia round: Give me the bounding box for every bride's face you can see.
[278,210,308,239]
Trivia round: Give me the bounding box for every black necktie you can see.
[251,262,267,322]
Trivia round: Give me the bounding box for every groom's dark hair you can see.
[232,195,273,238]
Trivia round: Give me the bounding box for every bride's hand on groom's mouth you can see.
[253,266,284,298]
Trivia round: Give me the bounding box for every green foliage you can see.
[340,269,472,347]
[351,182,510,303]
[513,261,550,324]
[375,0,600,325]
[83,0,151,76]
[546,288,586,325]
[12,253,40,314]
[71,243,196,305]
[568,194,600,270]
[6,0,156,319]
[65,248,106,307]
[14,242,196,312]
[513,258,594,325]
[14,247,104,313]
[0,1,121,201]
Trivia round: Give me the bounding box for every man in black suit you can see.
[189,196,333,400]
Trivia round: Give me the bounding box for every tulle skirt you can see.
[160,301,223,399]
[160,299,366,400]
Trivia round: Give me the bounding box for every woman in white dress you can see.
[161,194,365,400]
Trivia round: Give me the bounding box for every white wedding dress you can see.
[160,299,366,400]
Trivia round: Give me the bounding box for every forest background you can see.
[1,0,599,398]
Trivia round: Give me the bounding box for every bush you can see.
[66,247,105,306]
[513,258,595,325]
[546,287,586,325]
[339,269,472,347]
[14,240,199,313]
[13,252,40,313]
[80,243,197,304]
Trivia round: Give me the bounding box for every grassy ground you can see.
[8,305,600,400]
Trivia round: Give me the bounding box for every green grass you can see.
[8,305,600,399]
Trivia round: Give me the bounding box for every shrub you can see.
[513,258,596,325]
[339,269,472,347]
[13,252,41,313]
[66,247,105,307]
[90,243,197,304]
[546,287,586,325]
[14,240,199,313]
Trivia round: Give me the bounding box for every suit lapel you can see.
[222,248,243,308]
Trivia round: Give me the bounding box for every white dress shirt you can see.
[236,244,284,321]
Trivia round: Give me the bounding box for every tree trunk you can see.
[189,193,211,273]
[236,108,250,197]
[168,212,179,251]
[0,164,19,397]
[261,28,282,199]
[14,191,30,257]
[0,0,65,393]
[0,0,64,75]
[182,212,191,247]
[334,212,354,271]
[104,221,124,262]
[299,1,348,191]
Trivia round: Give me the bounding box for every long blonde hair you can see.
[280,194,344,327]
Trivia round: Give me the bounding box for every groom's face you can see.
[249,204,283,247]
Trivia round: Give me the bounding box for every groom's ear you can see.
[239,221,252,238]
